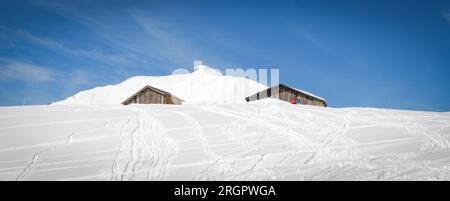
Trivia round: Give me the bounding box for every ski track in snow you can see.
[172,110,214,156]
[111,108,177,181]
[14,120,111,181]
[0,102,449,180]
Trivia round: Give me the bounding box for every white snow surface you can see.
[1,100,449,181]
[53,65,268,105]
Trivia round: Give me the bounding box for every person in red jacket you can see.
[291,99,296,104]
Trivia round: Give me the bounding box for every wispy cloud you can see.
[127,9,201,67]
[30,1,198,69]
[12,29,133,66]
[0,60,55,82]
[28,1,242,71]
[293,26,326,50]
[443,11,450,23]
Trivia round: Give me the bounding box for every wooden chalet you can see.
[245,84,327,107]
[121,85,184,105]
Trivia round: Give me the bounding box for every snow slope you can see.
[53,65,268,105]
[1,100,449,181]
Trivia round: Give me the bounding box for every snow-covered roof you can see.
[252,84,325,102]
[281,84,326,102]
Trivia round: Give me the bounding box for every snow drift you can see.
[53,65,268,105]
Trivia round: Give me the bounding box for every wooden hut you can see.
[245,84,327,107]
[121,85,184,105]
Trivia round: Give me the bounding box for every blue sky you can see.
[1,0,450,111]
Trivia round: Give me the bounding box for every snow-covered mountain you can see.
[53,65,268,105]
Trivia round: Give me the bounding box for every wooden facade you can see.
[121,85,184,105]
[245,84,327,107]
